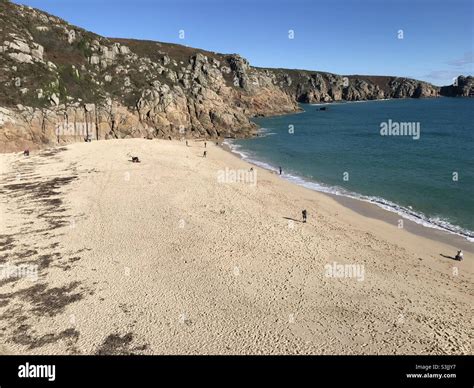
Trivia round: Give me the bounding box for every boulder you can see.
[8,52,33,63]
[84,103,95,112]
[31,43,44,60]
[8,39,31,53]
[120,45,131,55]
[67,30,76,44]
[50,93,60,106]
[89,54,100,65]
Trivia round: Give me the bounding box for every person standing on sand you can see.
[203,151,207,158]
[204,141,207,148]
[186,140,188,147]
[279,166,282,175]
[302,209,307,223]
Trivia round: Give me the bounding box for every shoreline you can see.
[221,141,474,254]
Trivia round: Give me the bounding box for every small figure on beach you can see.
[250,167,254,172]
[186,140,189,147]
[131,156,140,163]
[216,141,219,146]
[455,250,464,261]
[302,209,307,223]
[24,149,30,157]
[203,151,207,158]
[279,166,282,175]
[204,141,207,148]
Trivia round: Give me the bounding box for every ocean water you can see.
[228,98,474,240]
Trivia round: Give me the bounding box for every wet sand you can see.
[221,142,474,254]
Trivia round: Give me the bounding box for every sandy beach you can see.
[0,138,472,355]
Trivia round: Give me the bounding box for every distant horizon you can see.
[13,0,474,87]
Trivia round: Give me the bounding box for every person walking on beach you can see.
[455,250,464,261]
[203,150,207,158]
[186,140,189,147]
[204,141,207,148]
[302,209,307,223]
[279,166,282,175]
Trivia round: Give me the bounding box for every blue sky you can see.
[16,0,473,86]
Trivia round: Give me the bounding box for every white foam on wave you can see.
[256,127,277,137]
[224,139,474,242]
[223,140,249,159]
[223,139,278,173]
[288,175,474,241]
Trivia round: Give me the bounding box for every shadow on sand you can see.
[439,254,458,261]
[283,217,304,223]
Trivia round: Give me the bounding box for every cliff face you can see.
[0,1,463,152]
[440,76,474,97]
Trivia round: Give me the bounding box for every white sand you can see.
[0,139,472,355]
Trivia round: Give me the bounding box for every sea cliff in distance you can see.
[0,0,472,152]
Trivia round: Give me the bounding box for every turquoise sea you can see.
[228,98,474,240]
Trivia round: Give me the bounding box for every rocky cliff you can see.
[0,1,467,152]
[440,76,474,97]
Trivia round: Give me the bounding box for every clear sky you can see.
[15,0,473,86]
